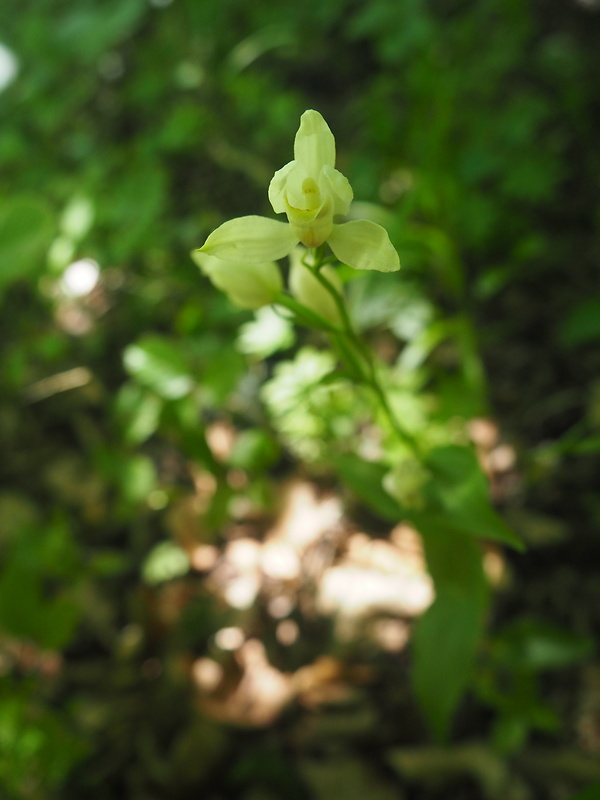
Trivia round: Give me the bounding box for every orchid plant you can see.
[194,110,414,450]
[193,110,522,741]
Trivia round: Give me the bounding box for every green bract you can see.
[198,110,400,273]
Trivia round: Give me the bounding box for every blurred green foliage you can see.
[1,0,600,797]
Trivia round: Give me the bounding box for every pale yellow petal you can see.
[268,161,296,214]
[328,220,400,272]
[199,216,297,263]
[320,165,353,216]
[293,110,335,177]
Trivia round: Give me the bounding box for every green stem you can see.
[305,250,422,457]
[274,292,339,333]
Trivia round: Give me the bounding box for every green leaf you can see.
[567,783,600,800]
[0,196,54,291]
[559,297,600,348]
[334,454,403,522]
[57,0,146,60]
[493,618,594,671]
[237,306,295,359]
[0,522,81,650]
[60,195,95,241]
[229,429,280,471]
[425,445,523,551]
[118,455,157,506]
[115,382,163,444]
[193,336,245,404]
[412,521,488,741]
[103,162,166,258]
[142,541,190,585]
[123,335,195,400]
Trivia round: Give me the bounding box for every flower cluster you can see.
[195,110,399,310]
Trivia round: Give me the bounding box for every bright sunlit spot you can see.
[60,258,100,298]
[214,626,245,651]
[0,43,18,92]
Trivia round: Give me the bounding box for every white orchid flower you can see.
[198,110,400,273]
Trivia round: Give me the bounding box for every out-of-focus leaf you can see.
[57,0,146,60]
[567,783,600,800]
[334,453,403,522]
[229,428,280,471]
[413,521,488,741]
[424,445,523,550]
[0,493,39,545]
[569,434,600,455]
[0,196,54,291]
[0,525,81,650]
[168,395,220,471]
[194,336,246,405]
[60,195,95,241]
[300,756,397,800]
[123,335,195,400]
[559,297,600,348]
[142,541,190,585]
[168,717,229,786]
[103,162,166,257]
[493,618,594,671]
[237,306,295,358]
[115,382,163,444]
[118,455,156,506]
[89,550,130,577]
[0,681,89,794]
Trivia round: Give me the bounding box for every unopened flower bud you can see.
[192,251,282,310]
[288,248,343,327]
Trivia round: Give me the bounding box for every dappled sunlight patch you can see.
[469,416,519,503]
[276,618,299,645]
[370,618,411,653]
[208,538,262,610]
[149,475,447,726]
[192,657,223,692]
[293,656,373,708]
[193,644,373,726]
[318,564,433,639]
[214,626,245,651]
[261,540,301,580]
[483,546,508,588]
[317,529,433,638]
[268,594,295,619]
[268,480,343,550]
[206,420,236,462]
[154,474,444,727]
[196,639,293,727]
[189,544,219,572]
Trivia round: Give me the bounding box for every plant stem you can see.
[306,250,422,457]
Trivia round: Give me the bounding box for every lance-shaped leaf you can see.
[412,520,489,741]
